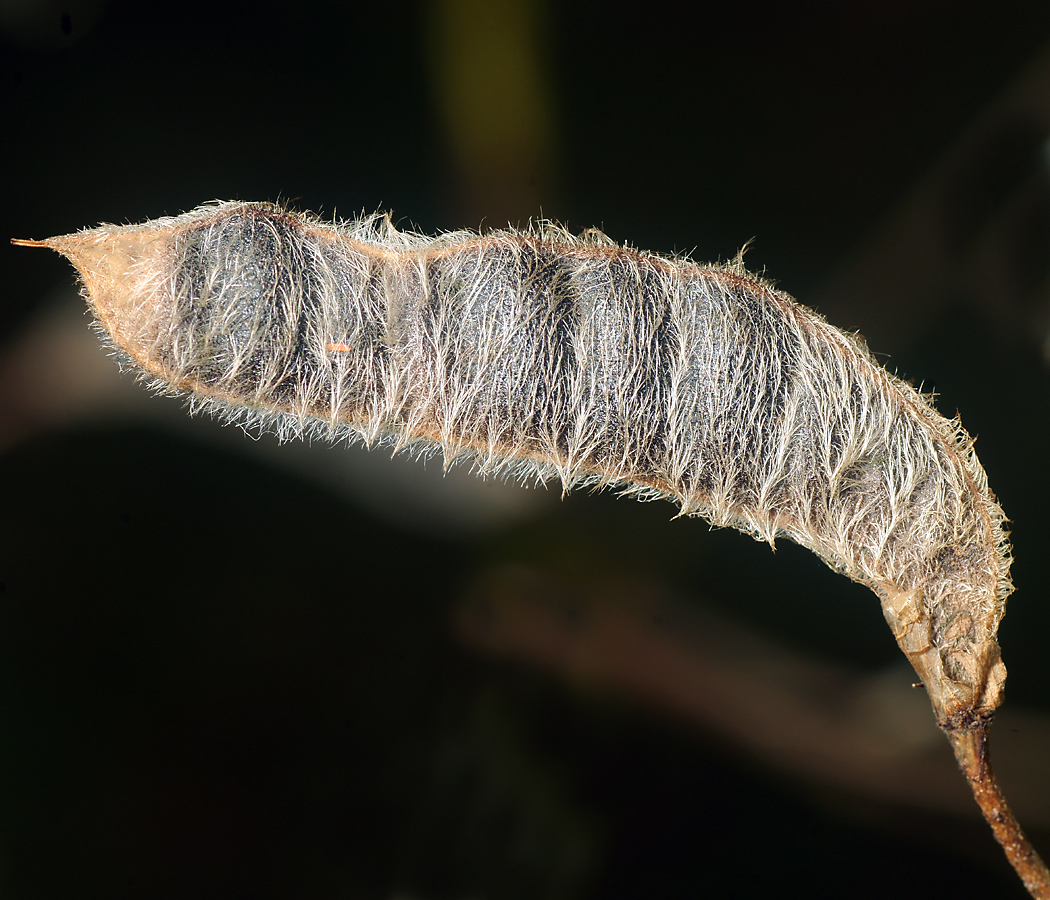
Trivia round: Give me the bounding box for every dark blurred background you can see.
[3,1,1050,898]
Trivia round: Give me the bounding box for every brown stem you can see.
[946,722,1050,899]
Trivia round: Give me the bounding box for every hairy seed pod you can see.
[14,202,1047,896]
[17,201,1012,727]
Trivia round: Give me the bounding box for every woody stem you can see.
[946,723,1050,899]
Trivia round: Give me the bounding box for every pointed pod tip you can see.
[11,237,55,248]
[11,234,86,255]
[14,224,176,365]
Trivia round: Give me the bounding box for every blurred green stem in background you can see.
[428,0,559,222]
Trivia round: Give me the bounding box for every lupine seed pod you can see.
[13,201,1048,897]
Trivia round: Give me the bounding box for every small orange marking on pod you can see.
[326,341,353,352]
